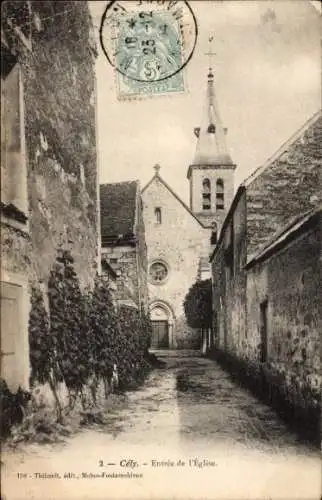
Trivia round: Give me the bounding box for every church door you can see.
[151,320,169,348]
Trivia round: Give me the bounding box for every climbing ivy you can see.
[28,247,153,416]
[29,286,53,385]
[48,248,90,395]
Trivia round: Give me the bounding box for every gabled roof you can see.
[142,169,208,229]
[100,181,139,247]
[245,207,321,269]
[243,109,322,187]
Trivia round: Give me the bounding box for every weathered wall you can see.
[1,1,98,391]
[134,191,149,313]
[101,190,148,312]
[211,190,247,354]
[247,220,321,399]
[143,175,211,348]
[246,112,322,258]
[24,1,98,290]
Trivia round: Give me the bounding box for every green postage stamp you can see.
[100,0,198,98]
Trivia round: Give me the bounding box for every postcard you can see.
[1,1,321,499]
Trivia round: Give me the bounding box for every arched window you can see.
[202,178,211,210]
[155,207,162,224]
[216,178,224,210]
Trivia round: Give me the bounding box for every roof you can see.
[209,109,322,264]
[245,207,321,269]
[189,69,234,169]
[142,169,208,229]
[100,181,139,247]
[243,110,322,187]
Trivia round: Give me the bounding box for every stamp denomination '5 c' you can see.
[99,0,198,98]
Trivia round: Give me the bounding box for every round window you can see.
[149,261,168,284]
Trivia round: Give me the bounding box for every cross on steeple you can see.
[205,35,216,75]
[154,164,161,176]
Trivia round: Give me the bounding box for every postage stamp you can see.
[99,0,198,98]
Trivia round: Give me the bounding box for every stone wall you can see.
[211,190,247,354]
[1,1,98,391]
[134,192,149,313]
[246,215,321,431]
[101,189,148,312]
[246,112,322,258]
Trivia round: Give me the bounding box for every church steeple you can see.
[191,40,233,167]
[187,36,236,230]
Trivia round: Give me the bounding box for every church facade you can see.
[142,67,236,349]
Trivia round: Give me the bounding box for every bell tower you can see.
[187,36,236,230]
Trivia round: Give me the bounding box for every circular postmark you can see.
[99,0,198,83]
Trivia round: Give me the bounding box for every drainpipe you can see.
[135,191,142,318]
[136,241,142,318]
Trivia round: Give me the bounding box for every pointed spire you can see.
[192,36,233,167]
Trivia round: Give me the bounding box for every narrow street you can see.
[2,352,321,500]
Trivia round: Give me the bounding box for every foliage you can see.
[48,248,90,393]
[25,248,153,435]
[87,278,119,382]
[183,279,213,329]
[29,287,53,385]
[0,378,31,438]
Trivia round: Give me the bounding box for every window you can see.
[224,221,234,277]
[1,51,28,222]
[259,300,268,363]
[207,123,216,134]
[155,207,162,224]
[149,261,168,284]
[202,178,211,210]
[216,178,224,210]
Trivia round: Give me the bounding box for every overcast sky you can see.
[90,1,321,205]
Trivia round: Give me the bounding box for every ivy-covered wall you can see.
[1,1,98,393]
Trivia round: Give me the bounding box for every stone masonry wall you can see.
[246,113,322,258]
[101,245,138,307]
[134,192,149,313]
[1,1,98,391]
[25,1,97,290]
[246,218,321,418]
[211,190,247,354]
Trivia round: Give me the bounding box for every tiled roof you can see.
[100,181,138,247]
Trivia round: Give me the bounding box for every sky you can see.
[90,1,321,205]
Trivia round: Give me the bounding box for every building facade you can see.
[142,67,236,349]
[210,111,322,432]
[245,209,321,419]
[1,1,98,392]
[100,181,149,313]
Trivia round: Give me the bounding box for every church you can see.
[142,65,236,349]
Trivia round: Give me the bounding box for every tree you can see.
[183,279,212,329]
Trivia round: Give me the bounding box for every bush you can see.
[184,279,212,330]
[0,379,31,438]
[25,248,154,432]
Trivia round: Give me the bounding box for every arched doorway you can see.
[150,301,174,349]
